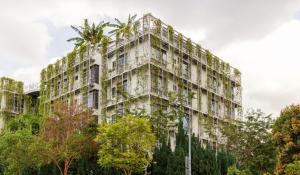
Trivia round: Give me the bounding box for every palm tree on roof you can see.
[109,14,137,40]
[67,19,109,48]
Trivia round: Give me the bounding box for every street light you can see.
[183,115,192,175]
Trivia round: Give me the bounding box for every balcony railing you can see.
[24,83,40,94]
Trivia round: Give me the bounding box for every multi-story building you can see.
[39,14,242,147]
[0,77,39,130]
[0,77,24,130]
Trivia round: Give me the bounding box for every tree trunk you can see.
[63,160,70,175]
[124,169,131,175]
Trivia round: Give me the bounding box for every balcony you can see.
[24,82,40,95]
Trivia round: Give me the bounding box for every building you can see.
[39,14,242,147]
[0,77,24,130]
[0,77,40,130]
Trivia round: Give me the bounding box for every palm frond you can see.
[67,37,83,42]
[108,23,119,28]
[84,19,91,31]
[130,14,137,23]
[108,29,119,34]
[127,14,131,24]
[70,25,83,36]
[114,18,123,26]
[97,21,110,28]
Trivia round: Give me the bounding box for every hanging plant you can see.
[100,36,109,121]
[133,21,139,35]
[79,45,86,61]
[67,51,75,91]
[225,63,230,75]
[168,25,174,43]
[234,68,241,76]
[178,33,183,75]
[154,19,161,36]
[196,44,202,61]
[186,38,193,55]
[207,68,212,89]
[215,57,220,71]
[206,50,213,67]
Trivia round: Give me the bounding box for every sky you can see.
[1,0,300,117]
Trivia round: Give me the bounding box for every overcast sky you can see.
[1,0,300,117]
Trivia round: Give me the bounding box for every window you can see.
[119,54,125,66]
[75,65,79,72]
[88,90,99,109]
[57,82,61,94]
[123,80,128,92]
[90,65,99,84]
[158,76,163,88]
[13,94,18,112]
[231,86,234,100]
[112,61,117,70]
[162,50,167,62]
[211,95,217,115]
[162,29,168,38]
[213,78,217,92]
[173,84,177,91]
[112,87,116,97]
[182,62,189,77]
[183,88,188,105]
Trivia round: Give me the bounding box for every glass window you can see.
[119,54,125,65]
[90,65,99,84]
[88,90,99,109]
[112,87,116,97]
[173,84,177,91]
[123,80,128,92]
[112,61,117,70]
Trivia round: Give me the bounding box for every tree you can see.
[67,18,109,48]
[150,119,235,175]
[109,14,137,39]
[33,101,95,175]
[149,92,187,142]
[0,114,41,175]
[227,165,251,175]
[285,161,300,175]
[273,104,300,175]
[95,115,156,175]
[220,109,276,175]
[150,141,173,175]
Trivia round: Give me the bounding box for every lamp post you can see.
[188,115,192,175]
[184,115,192,175]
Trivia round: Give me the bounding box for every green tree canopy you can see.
[0,114,42,175]
[95,115,156,175]
[220,109,276,175]
[285,161,300,175]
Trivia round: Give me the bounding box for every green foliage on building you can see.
[0,77,24,117]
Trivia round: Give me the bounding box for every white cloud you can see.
[216,20,300,116]
[13,66,43,85]
[0,16,51,66]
